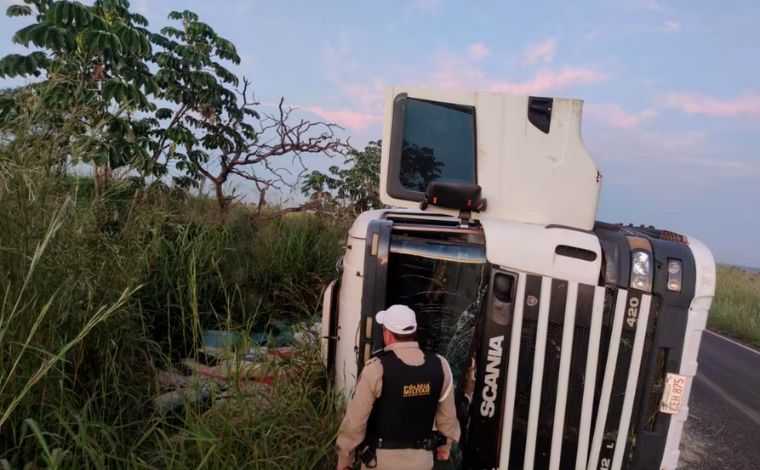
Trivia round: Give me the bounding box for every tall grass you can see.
[144,337,343,469]
[1,88,345,468]
[708,266,760,348]
[0,199,138,430]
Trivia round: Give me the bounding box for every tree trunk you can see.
[214,180,229,219]
[93,163,111,198]
[256,186,267,215]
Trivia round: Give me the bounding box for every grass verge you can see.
[707,266,760,348]
[1,148,345,468]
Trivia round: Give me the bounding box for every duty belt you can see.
[369,436,439,450]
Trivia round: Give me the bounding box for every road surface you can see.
[679,330,760,469]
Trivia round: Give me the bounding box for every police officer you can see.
[336,304,461,470]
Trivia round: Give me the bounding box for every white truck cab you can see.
[321,87,715,470]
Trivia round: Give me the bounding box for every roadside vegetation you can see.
[0,104,346,467]
[707,266,760,348]
[0,1,364,467]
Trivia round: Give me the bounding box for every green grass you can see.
[708,266,760,348]
[0,175,345,468]
[142,339,344,469]
[0,93,346,466]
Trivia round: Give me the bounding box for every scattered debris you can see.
[154,378,215,413]
[152,321,318,414]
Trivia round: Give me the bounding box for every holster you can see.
[431,431,447,449]
[357,444,377,469]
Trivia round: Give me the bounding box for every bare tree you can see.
[186,80,350,214]
[148,11,350,216]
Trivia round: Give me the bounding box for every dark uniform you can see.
[336,341,460,470]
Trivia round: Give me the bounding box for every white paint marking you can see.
[695,373,760,428]
[705,330,760,357]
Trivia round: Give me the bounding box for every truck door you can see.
[360,220,499,468]
[357,220,394,371]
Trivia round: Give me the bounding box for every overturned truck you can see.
[320,88,715,470]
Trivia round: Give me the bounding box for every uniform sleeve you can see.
[435,355,461,446]
[335,360,383,468]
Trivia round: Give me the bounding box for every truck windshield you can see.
[387,237,485,357]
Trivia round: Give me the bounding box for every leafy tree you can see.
[302,140,384,216]
[150,10,349,214]
[1,2,348,214]
[0,0,158,187]
[148,9,244,184]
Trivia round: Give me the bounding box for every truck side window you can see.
[400,99,476,192]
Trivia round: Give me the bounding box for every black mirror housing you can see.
[420,181,487,212]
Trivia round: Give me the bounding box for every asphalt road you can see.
[678,330,760,469]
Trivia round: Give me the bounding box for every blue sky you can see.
[2,0,759,266]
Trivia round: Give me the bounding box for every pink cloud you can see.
[342,80,386,111]
[586,103,658,129]
[661,20,680,32]
[425,50,486,89]
[424,47,605,95]
[304,106,381,132]
[523,39,556,66]
[468,43,490,61]
[310,48,606,137]
[661,92,760,118]
[489,67,605,95]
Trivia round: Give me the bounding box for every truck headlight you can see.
[667,259,682,292]
[630,250,653,292]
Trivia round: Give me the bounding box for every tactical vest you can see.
[365,349,444,448]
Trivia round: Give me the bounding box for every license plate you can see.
[659,373,687,415]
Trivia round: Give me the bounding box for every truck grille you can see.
[498,274,653,470]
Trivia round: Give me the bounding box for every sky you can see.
[1,0,759,266]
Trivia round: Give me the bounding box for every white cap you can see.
[376,304,417,335]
